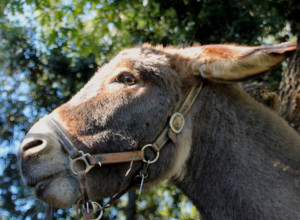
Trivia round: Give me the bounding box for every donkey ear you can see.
[185,42,297,82]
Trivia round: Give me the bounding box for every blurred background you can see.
[0,0,299,219]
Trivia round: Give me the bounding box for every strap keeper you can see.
[168,129,177,144]
[151,143,160,152]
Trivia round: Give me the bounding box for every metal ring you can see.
[141,144,160,164]
[92,201,103,220]
[81,201,103,220]
[70,151,95,175]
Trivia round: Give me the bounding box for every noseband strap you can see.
[43,80,204,219]
[45,116,81,159]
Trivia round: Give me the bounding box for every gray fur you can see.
[174,83,300,219]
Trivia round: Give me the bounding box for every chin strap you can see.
[78,171,95,220]
[44,81,204,220]
[76,171,138,220]
[45,206,57,220]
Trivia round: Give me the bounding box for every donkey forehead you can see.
[112,47,170,70]
[67,47,173,107]
[92,47,171,81]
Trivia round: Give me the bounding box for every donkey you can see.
[18,42,299,219]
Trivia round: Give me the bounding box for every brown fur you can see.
[18,42,300,219]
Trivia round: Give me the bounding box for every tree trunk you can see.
[279,34,300,132]
[126,190,137,220]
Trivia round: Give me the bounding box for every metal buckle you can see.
[70,151,95,175]
[169,112,185,134]
[141,144,159,164]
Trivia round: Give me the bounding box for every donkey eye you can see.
[117,74,137,85]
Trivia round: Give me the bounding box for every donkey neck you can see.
[173,83,300,219]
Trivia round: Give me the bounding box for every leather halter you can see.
[43,81,204,219]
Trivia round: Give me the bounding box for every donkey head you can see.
[18,42,296,209]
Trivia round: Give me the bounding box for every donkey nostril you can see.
[21,138,49,156]
[22,140,44,152]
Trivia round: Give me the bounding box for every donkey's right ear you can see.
[170,42,297,82]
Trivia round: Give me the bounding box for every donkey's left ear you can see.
[184,42,297,82]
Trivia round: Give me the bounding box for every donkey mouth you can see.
[34,176,54,198]
[26,173,58,188]
[26,173,58,201]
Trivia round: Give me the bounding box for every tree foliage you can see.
[0,0,297,219]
